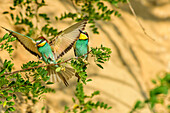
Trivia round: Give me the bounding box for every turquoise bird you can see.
[73,30,89,60]
[1,20,87,86]
[73,30,89,81]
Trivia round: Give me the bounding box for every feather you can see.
[49,19,88,59]
[1,26,41,58]
[47,66,75,86]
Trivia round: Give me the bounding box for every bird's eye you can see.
[37,40,46,47]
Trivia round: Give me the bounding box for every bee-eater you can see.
[73,30,89,81]
[1,19,88,86]
[73,30,89,60]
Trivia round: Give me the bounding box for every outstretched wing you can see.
[73,42,77,57]
[50,19,88,59]
[1,26,41,57]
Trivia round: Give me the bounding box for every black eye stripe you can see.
[85,33,89,37]
[39,40,46,44]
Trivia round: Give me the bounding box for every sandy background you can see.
[0,0,170,113]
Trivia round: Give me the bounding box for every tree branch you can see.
[1,50,92,76]
[127,0,155,41]
[1,78,36,89]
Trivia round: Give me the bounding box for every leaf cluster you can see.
[3,0,125,37]
[64,82,112,113]
[59,0,126,34]
[91,45,112,69]
[130,73,170,113]
[0,34,16,56]
[2,0,57,37]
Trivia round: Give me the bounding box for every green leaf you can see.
[5,110,9,113]
[133,100,144,110]
[152,80,157,84]
[41,106,45,110]
[150,96,157,108]
[0,69,6,76]
[3,11,9,14]
[10,7,15,10]
[8,107,15,111]
[55,67,61,72]
[0,101,3,105]
[91,91,100,97]
[3,90,8,97]
[46,82,54,85]
[13,94,16,99]
[107,106,112,110]
[6,96,13,101]
[96,64,103,69]
[10,13,14,20]
[72,97,75,103]
[168,105,170,109]
[8,90,14,93]
[3,101,7,107]
[7,101,15,106]
[151,86,168,96]
[65,105,69,111]
[87,79,92,82]
[104,104,108,109]
[55,16,58,20]
[100,102,104,108]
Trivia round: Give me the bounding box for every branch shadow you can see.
[120,0,170,22]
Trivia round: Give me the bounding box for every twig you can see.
[127,0,155,41]
[1,50,92,76]
[71,0,78,11]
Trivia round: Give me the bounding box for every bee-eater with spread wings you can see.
[1,20,88,86]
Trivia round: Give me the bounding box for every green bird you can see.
[73,30,89,81]
[73,30,89,59]
[1,20,87,86]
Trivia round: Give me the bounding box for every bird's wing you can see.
[1,26,41,57]
[73,42,77,57]
[49,19,88,59]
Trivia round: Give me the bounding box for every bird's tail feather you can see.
[47,66,75,86]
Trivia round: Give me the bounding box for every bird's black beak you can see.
[36,42,39,46]
[79,29,83,33]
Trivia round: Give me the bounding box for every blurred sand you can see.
[0,0,170,113]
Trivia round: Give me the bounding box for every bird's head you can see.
[79,30,89,41]
[36,36,48,47]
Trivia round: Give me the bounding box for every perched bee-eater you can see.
[1,19,87,86]
[73,30,89,81]
[73,30,89,60]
